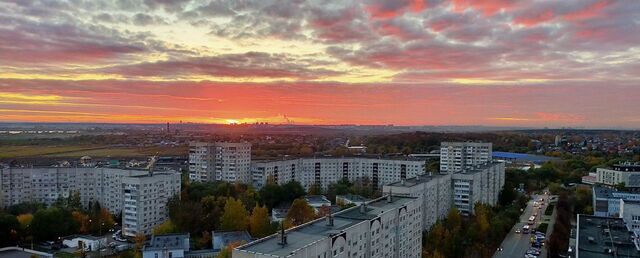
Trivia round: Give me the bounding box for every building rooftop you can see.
[612,162,640,172]
[304,195,331,205]
[336,194,367,202]
[576,214,640,258]
[235,195,417,257]
[593,186,640,199]
[212,231,252,252]
[386,173,444,187]
[252,155,426,164]
[145,233,189,251]
[492,151,558,163]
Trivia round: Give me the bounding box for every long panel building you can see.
[188,142,252,183]
[251,157,425,191]
[233,195,422,258]
[0,167,181,237]
[0,167,151,213]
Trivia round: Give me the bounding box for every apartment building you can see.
[596,162,640,188]
[440,142,492,174]
[383,173,452,230]
[251,157,425,191]
[233,195,422,258]
[122,172,181,237]
[592,186,640,217]
[451,162,505,215]
[188,142,251,183]
[0,167,148,213]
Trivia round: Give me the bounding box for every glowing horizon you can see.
[1,1,639,128]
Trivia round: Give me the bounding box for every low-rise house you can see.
[142,233,190,258]
[62,235,107,252]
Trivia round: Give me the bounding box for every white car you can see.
[515,229,521,233]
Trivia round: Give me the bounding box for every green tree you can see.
[153,220,179,235]
[31,207,78,241]
[220,198,249,231]
[249,205,273,238]
[284,199,316,228]
[0,213,19,246]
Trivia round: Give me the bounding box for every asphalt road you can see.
[493,192,555,258]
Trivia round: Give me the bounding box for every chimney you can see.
[326,214,334,227]
[360,203,367,213]
[278,225,287,246]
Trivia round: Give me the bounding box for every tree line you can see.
[0,192,115,247]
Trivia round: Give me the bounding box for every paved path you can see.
[494,192,555,258]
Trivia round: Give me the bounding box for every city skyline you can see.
[1,0,639,128]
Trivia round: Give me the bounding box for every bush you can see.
[544,204,555,216]
[537,223,548,233]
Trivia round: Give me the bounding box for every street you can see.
[493,192,556,258]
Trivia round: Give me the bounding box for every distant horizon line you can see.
[0,121,638,131]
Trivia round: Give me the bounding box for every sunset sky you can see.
[1,0,638,128]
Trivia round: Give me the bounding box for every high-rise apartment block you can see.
[451,161,505,215]
[233,195,422,258]
[251,157,425,191]
[383,173,452,230]
[122,172,181,237]
[188,142,251,183]
[440,142,492,174]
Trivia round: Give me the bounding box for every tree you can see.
[249,205,273,238]
[67,191,83,211]
[220,198,249,231]
[153,220,178,235]
[72,211,90,234]
[134,233,146,258]
[284,199,316,228]
[307,183,322,195]
[0,213,19,246]
[17,213,33,233]
[31,207,78,241]
[201,196,227,231]
[216,241,241,258]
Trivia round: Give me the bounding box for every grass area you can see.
[537,223,549,233]
[545,204,555,216]
[0,145,104,159]
[0,145,188,159]
[54,252,77,258]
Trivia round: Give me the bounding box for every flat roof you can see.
[577,214,640,258]
[145,233,189,251]
[386,173,445,187]
[236,196,417,256]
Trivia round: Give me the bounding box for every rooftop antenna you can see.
[278,224,287,246]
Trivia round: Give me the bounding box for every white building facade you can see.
[122,172,181,237]
[0,167,149,213]
[233,195,422,258]
[188,142,251,184]
[251,157,425,191]
[440,142,492,174]
[596,162,640,188]
[451,162,505,215]
[383,173,452,230]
